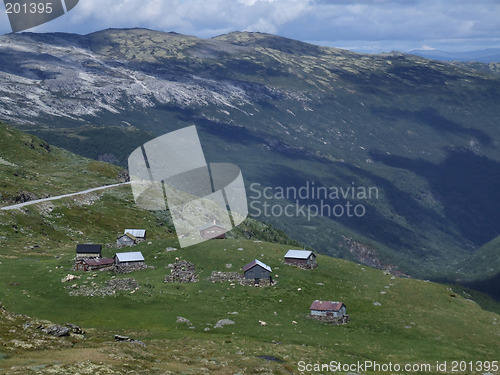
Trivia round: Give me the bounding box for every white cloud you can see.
[0,0,499,52]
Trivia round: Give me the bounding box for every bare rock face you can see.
[164,260,198,283]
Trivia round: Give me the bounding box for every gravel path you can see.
[0,182,131,211]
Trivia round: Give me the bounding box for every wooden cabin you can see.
[284,249,317,268]
[76,258,114,271]
[117,233,137,247]
[75,244,102,259]
[124,229,146,241]
[310,300,346,318]
[114,251,145,267]
[243,259,272,284]
[199,223,226,240]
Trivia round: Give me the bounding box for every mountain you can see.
[1,28,500,291]
[408,48,500,63]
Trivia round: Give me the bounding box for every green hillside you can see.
[0,124,499,374]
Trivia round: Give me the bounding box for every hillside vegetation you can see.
[0,124,499,374]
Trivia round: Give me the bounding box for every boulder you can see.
[42,325,70,337]
[214,319,235,328]
[176,316,191,324]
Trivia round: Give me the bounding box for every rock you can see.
[227,311,238,315]
[204,327,210,332]
[214,319,235,328]
[373,302,382,306]
[114,334,145,346]
[61,274,79,283]
[176,316,191,324]
[225,263,232,269]
[66,323,85,335]
[166,247,177,252]
[115,334,131,341]
[42,325,70,337]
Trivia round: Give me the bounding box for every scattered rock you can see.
[66,323,85,335]
[373,302,382,306]
[61,274,79,283]
[176,316,191,324]
[114,334,145,346]
[164,260,198,283]
[214,319,235,328]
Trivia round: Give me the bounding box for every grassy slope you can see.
[1,123,499,374]
[0,123,122,205]
[0,237,499,374]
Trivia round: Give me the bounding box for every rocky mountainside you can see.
[1,28,500,289]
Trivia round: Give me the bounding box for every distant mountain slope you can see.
[408,48,500,63]
[1,29,500,287]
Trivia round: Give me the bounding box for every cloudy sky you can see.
[1,0,499,53]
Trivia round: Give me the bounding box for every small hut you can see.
[75,244,102,259]
[243,259,272,284]
[114,251,145,267]
[284,249,317,268]
[117,233,137,247]
[310,300,347,318]
[199,222,226,240]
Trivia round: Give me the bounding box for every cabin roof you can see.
[114,251,145,263]
[124,229,146,238]
[81,258,114,266]
[118,233,136,240]
[243,259,272,273]
[284,249,316,259]
[310,300,345,311]
[199,223,226,231]
[76,244,102,254]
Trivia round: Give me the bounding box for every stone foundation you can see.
[307,314,350,325]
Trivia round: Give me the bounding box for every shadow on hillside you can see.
[370,148,500,247]
[371,106,493,146]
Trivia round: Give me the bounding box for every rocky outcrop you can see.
[114,334,145,346]
[164,260,198,283]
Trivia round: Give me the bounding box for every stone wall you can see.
[306,314,350,325]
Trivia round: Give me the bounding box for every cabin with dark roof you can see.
[199,222,226,240]
[310,300,347,318]
[75,244,102,259]
[243,259,272,284]
[284,249,317,268]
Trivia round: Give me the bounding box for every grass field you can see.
[1,236,499,374]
